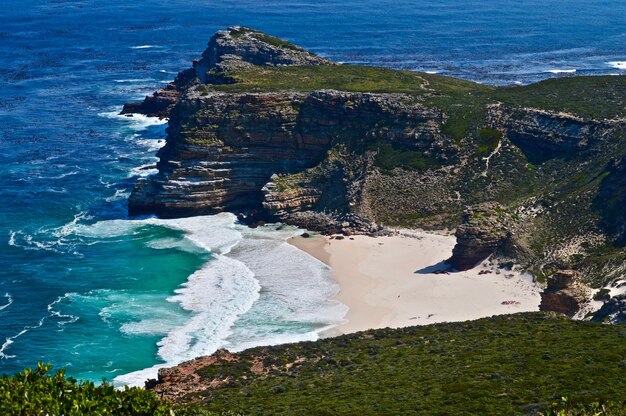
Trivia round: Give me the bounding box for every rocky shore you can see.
[124,26,626,319]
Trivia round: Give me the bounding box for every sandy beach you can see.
[290,231,541,334]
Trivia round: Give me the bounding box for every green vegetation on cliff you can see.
[161,313,625,416]
[201,64,625,121]
[199,64,624,145]
[491,76,626,120]
[374,142,443,171]
[200,64,445,94]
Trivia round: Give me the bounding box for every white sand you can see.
[290,231,541,334]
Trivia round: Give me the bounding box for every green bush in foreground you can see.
[0,363,172,416]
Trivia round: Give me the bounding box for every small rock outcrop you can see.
[193,26,331,84]
[539,270,589,317]
[146,349,238,402]
[121,26,331,118]
[121,68,198,118]
[449,203,510,270]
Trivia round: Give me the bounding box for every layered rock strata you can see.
[488,105,617,162]
[449,203,511,271]
[129,88,452,221]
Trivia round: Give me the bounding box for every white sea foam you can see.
[128,164,158,178]
[44,187,68,194]
[9,230,64,253]
[0,294,74,359]
[11,214,91,253]
[0,293,13,312]
[51,211,93,239]
[130,45,159,49]
[39,169,81,180]
[114,78,156,83]
[48,294,80,328]
[98,109,168,131]
[105,189,131,202]
[113,215,346,386]
[8,231,16,247]
[546,69,577,74]
[221,226,347,350]
[607,61,626,70]
[0,330,27,359]
[144,237,201,253]
[132,137,166,152]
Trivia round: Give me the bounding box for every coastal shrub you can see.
[477,127,502,156]
[170,313,626,416]
[374,142,441,171]
[0,363,172,416]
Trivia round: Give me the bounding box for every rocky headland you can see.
[124,26,626,319]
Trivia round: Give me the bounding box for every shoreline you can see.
[290,231,541,335]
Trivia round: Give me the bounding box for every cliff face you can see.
[125,27,626,302]
[489,105,617,162]
[128,89,451,219]
[129,91,319,217]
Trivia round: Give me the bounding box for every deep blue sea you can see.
[1,0,624,384]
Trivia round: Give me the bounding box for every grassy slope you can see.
[199,65,624,142]
[201,65,625,121]
[175,313,626,416]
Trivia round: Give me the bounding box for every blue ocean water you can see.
[0,0,624,384]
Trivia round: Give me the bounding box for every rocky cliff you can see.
[124,27,626,315]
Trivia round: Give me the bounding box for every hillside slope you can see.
[146,313,626,415]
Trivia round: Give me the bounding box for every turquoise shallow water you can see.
[0,0,624,383]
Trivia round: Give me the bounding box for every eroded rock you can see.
[449,202,511,270]
[539,270,589,317]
